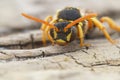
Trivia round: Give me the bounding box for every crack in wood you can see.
[57,63,64,69]
[116,45,120,49]
[14,53,44,60]
[91,60,120,67]
[93,52,97,59]
[0,30,43,49]
[81,49,89,54]
[30,34,35,49]
[43,47,81,58]
[19,41,23,49]
[65,53,120,68]
[64,54,87,67]
[0,51,8,55]
[0,50,45,61]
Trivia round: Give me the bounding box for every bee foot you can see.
[80,43,91,47]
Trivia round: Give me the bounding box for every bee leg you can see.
[100,17,120,32]
[41,16,57,46]
[90,18,117,44]
[42,31,46,46]
[87,19,94,30]
[41,16,53,46]
[77,24,91,47]
[42,29,54,46]
[46,18,58,45]
[43,17,57,46]
[42,27,55,46]
[45,26,55,45]
[41,16,53,31]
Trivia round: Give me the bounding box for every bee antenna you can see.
[21,13,58,31]
[64,13,97,31]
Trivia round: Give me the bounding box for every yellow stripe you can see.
[56,39,66,43]
[53,30,57,39]
[66,31,72,41]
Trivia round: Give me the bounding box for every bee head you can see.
[50,21,77,46]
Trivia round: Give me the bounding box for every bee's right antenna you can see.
[21,13,58,31]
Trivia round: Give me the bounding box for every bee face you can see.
[50,21,77,46]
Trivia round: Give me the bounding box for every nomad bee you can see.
[22,7,120,47]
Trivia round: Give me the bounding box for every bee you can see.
[22,7,120,47]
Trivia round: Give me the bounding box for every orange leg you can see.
[100,17,120,32]
[43,18,57,45]
[87,19,94,30]
[42,27,55,46]
[77,24,91,47]
[41,16,53,31]
[41,16,53,46]
[44,26,55,45]
[90,18,117,44]
[42,26,55,46]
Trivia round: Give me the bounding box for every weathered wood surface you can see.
[0,0,120,80]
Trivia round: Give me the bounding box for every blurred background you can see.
[0,0,120,35]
